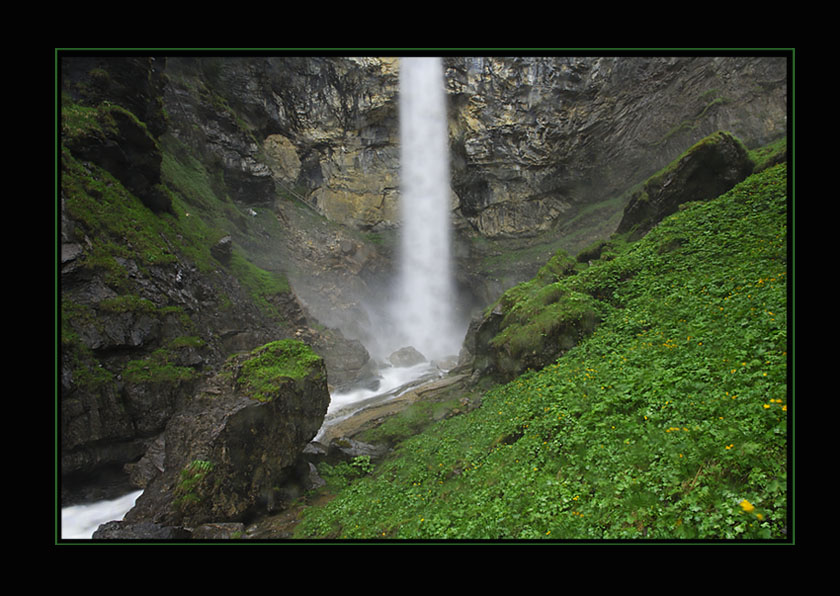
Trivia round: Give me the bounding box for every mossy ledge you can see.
[235,340,325,402]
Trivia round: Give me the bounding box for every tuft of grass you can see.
[123,348,198,384]
[174,459,215,510]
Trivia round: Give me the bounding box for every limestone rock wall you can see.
[162,55,787,242]
[445,55,787,238]
[159,53,787,334]
[165,56,402,230]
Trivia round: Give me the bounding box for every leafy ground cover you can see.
[295,162,789,541]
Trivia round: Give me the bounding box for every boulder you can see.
[616,131,754,240]
[388,346,427,367]
[210,235,233,264]
[457,304,505,377]
[106,339,329,534]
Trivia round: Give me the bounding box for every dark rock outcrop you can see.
[101,340,330,537]
[61,56,171,214]
[616,130,755,240]
[59,56,372,504]
[458,304,505,379]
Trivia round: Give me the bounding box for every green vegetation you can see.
[237,340,323,402]
[749,137,788,172]
[228,250,291,318]
[318,455,376,489]
[358,383,481,448]
[295,161,789,540]
[61,99,154,148]
[60,94,298,396]
[122,344,199,384]
[174,459,215,509]
[61,147,178,288]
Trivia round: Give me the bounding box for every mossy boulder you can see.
[111,340,330,534]
[489,288,603,380]
[461,250,603,381]
[616,130,754,240]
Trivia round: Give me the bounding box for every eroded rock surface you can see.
[97,340,330,537]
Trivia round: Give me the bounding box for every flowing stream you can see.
[61,490,143,539]
[60,56,462,539]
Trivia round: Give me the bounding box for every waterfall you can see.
[392,57,460,363]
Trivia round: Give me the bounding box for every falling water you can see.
[393,57,460,363]
[61,490,143,539]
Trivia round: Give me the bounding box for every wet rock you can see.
[458,304,504,377]
[388,346,426,367]
[125,434,165,489]
[210,235,233,264]
[327,437,390,462]
[191,523,246,539]
[93,520,191,540]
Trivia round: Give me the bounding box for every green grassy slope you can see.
[295,161,790,540]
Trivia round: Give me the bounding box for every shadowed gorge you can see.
[57,51,791,542]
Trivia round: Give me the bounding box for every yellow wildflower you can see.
[740,499,755,513]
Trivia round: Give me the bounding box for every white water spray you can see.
[61,490,142,539]
[393,57,460,362]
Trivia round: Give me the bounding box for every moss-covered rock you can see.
[62,100,172,214]
[110,339,329,533]
[236,339,325,401]
[489,288,604,379]
[616,130,754,240]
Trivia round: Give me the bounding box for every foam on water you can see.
[60,490,143,539]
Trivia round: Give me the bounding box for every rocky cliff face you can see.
[59,55,371,504]
[445,56,786,240]
[58,52,788,517]
[157,54,786,324]
[165,55,787,242]
[163,56,402,227]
